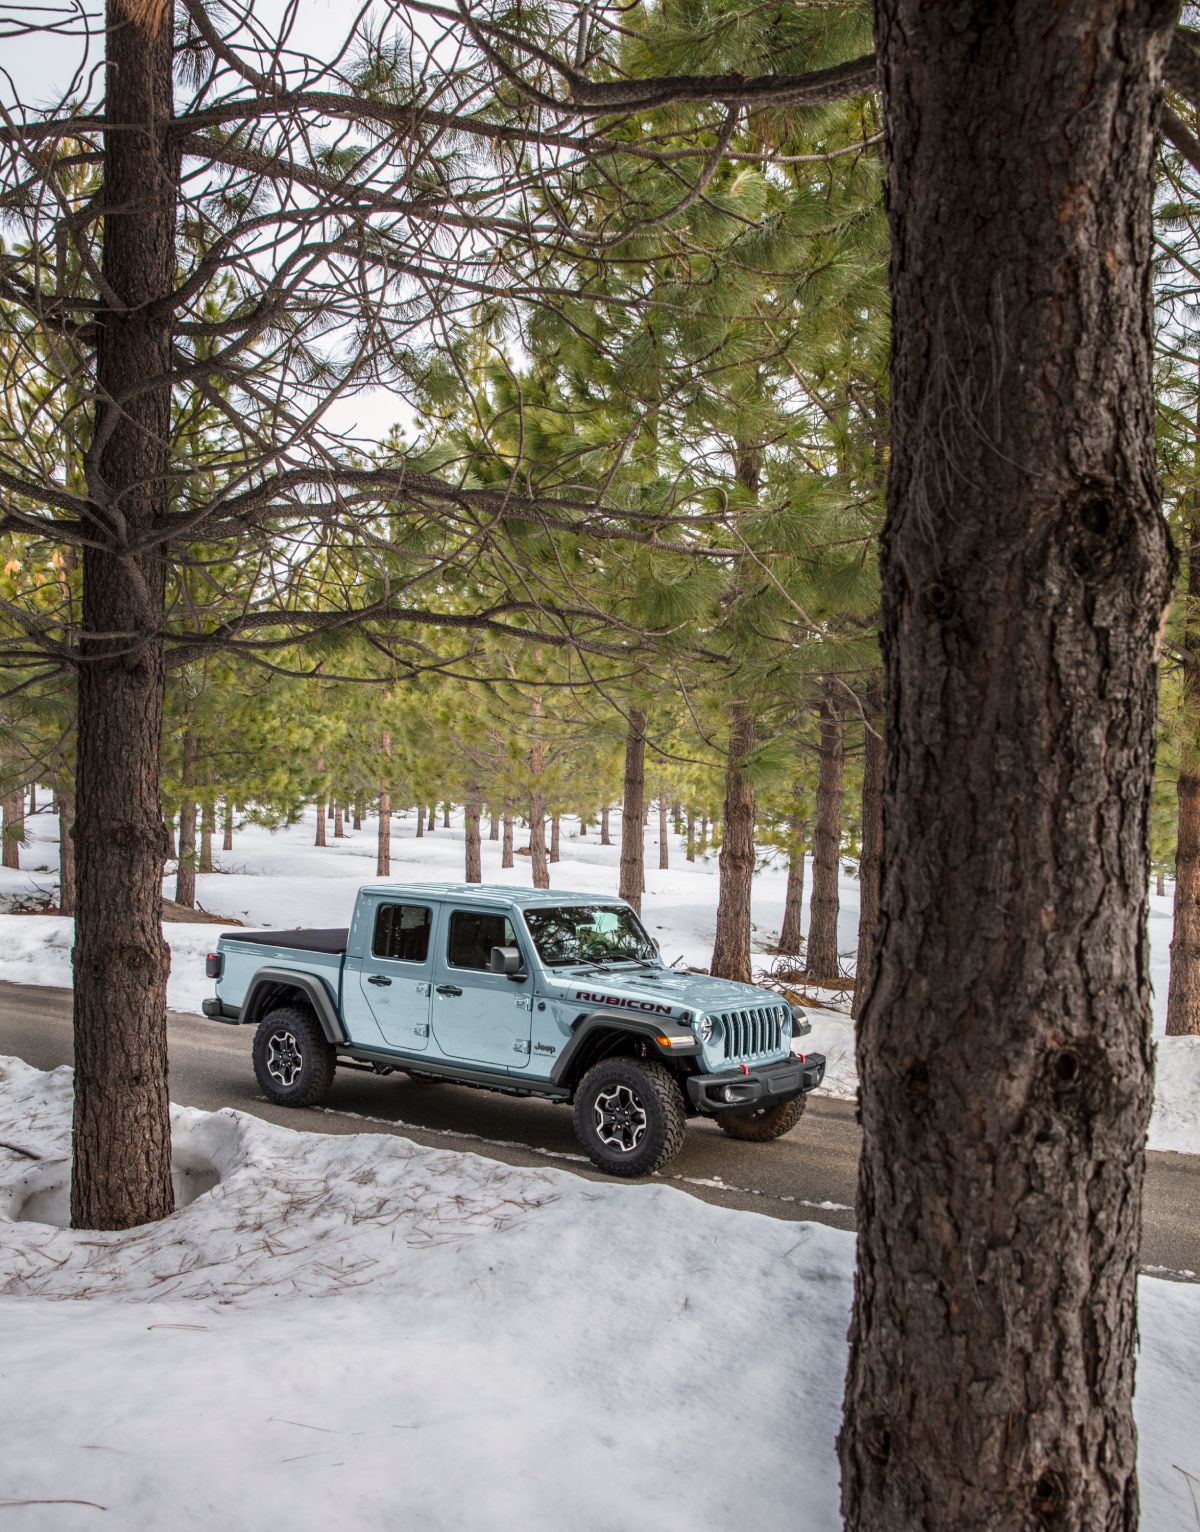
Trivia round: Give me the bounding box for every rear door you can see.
[355,899,436,1051]
[431,907,534,1069]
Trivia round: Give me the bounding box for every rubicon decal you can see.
[575,990,674,1016]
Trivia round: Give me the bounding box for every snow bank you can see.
[0,1057,1196,1532]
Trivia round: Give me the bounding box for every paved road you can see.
[2,981,1197,1280]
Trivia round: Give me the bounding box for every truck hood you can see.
[544,964,784,1020]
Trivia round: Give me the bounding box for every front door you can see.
[431,908,533,1069]
[357,900,435,1051]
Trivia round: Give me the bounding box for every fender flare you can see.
[241,967,347,1045]
[549,1009,699,1089]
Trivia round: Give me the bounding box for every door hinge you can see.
[514,995,532,1011]
[416,982,430,997]
[413,1023,430,1038]
[513,1039,530,1054]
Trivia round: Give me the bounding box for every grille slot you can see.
[719,1005,783,1062]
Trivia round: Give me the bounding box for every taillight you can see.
[206,952,223,979]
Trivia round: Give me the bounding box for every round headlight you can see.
[695,1014,714,1044]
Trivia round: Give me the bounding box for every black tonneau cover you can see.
[222,928,348,954]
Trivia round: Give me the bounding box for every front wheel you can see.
[572,1057,686,1177]
[252,1006,335,1107]
[718,1095,806,1142]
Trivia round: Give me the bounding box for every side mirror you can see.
[490,945,523,975]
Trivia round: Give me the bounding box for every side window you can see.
[447,910,520,971]
[373,904,432,963]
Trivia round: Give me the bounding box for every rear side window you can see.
[447,910,519,971]
[373,904,432,962]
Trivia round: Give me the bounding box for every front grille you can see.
[719,1005,786,1062]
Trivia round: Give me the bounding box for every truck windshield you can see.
[523,905,657,967]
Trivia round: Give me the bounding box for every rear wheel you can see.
[252,1006,335,1107]
[718,1095,806,1142]
[573,1057,686,1177]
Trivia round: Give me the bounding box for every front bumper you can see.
[686,1052,826,1114]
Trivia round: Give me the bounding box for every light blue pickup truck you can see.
[203,882,826,1177]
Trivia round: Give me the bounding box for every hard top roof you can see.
[358,882,632,910]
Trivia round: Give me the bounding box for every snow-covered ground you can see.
[1,803,1196,1155]
[0,1054,1197,1532]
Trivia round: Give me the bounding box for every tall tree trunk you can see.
[376,733,392,877]
[415,804,424,838]
[57,780,76,917]
[710,703,756,982]
[619,708,646,912]
[502,807,514,869]
[465,782,482,883]
[353,805,362,832]
[658,794,669,871]
[333,802,345,838]
[174,733,198,909]
[1,792,21,869]
[579,817,588,836]
[600,806,611,845]
[222,797,234,853]
[443,802,451,829]
[427,804,436,831]
[72,0,176,1230]
[778,791,806,955]
[198,799,213,875]
[1168,497,1200,1035]
[1156,870,1166,898]
[840,8,1177,1526]
[489,810,500,841]
[529,794,549,888]
[852,717,884,1021]
[699,817,709,854]
[686,811,696,863]
[806,689,844,982]
[164,814,176,861]
[314,800,327,847]
[28,783,36,814]
[550,813,561,863]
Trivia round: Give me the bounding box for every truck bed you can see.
[221,928,348,954]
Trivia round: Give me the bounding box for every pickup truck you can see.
[203,882,826,1177]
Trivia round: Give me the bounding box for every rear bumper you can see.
[202,998,242,1024]
[686,1053,826,1114]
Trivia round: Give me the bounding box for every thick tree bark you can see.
[710,703,756,983]
[222,797,234,853]
[806,689,844,982]
[333,802,345,838]
[658,794,669,871]
[550,812,561,863]
[465,782,482,883]
[619,709,646,913]
[314,800,327,847]
[427,804,436,831]
[778,790,806,955]
[353,805,362,832]
[415,805,424,838]
[28,783,36,814]
[1168,508,1200,1036]
[1,791,22,870]
[174,734,198,909]
[852,718,884,1021]
[502,807,514,869]
[840,7,1177,1527]
[442,803,451,829]
[57,781,77,917]
[489,810,500,841]
[71,0,176,1231]
[600,806,611,845]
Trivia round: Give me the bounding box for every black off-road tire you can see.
[718,1094,807,1142]
[252,1006,336,1107]
[573,1057,686,1177]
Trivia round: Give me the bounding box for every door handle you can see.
[367,975,392,987]
[436,984,463,997]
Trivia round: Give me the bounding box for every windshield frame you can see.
[519,902,659,969]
